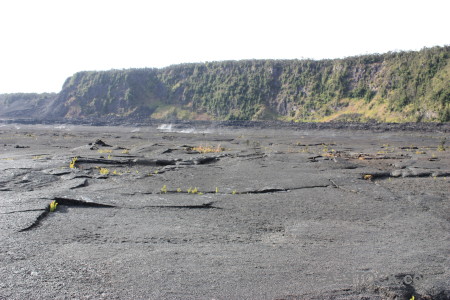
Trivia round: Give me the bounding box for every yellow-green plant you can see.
[161,185,167,194]
[215,187,219,194]
[192,144,225,153]
[69,157,78,169]
[177,188,182,193]
[49,200,58,212]
[437,138,446,151]
[364,174,373,180]
[192,187,198,194]
[98,149,113,154]
[232,190,238,195]
[121,149,130,154]
[99,167,109,175]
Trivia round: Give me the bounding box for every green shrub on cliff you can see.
[49,46,450,122]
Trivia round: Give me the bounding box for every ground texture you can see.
[0,122,449,299]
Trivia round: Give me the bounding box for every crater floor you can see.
[0,123,449,299]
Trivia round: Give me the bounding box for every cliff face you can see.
[3,46,449,122]
[44,69,167,119]
[0,93,56,119]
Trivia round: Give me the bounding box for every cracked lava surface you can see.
[0,122,449,299]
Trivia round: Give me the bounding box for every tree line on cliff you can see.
[2,46,449,122]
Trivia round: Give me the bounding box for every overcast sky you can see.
[0,0,448,93]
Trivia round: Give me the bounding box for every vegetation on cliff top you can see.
[4,46,450,122]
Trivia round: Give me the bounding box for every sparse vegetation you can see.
[99,167,110,175]
[191,145,225,153]
[437,138,446,151]
[98,149,113,154]
[49,200,58,212]
[69,157,78,169]
[363,174,373,181]
[32,155,46,160]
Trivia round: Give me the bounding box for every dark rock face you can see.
[0,93,56,119]
[43,69,167,119]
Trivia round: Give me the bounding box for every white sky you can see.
[0,0,448,93]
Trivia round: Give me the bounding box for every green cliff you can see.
[8,46,450,122]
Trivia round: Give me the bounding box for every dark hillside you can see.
[0,93,56,119]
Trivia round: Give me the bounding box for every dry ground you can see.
[0,123,449,299]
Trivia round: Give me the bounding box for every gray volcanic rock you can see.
[0,123,448,299]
